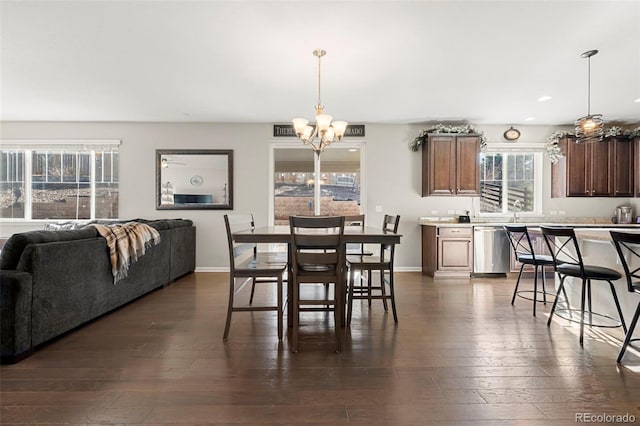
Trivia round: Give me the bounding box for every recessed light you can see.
[348,148,357,152]
[524,117,536,122]
[537,96,552,102]
[634,98,640,103]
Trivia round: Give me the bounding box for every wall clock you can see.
[190,175,204,187]
[504,127,521,141]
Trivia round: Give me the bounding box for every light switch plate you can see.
[375,205,382,213]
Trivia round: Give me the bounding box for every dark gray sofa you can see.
[0,219,196,363]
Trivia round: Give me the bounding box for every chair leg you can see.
[547,275,567,327]
[347,266,355,326]
[587,280,593,327]
[291,279,299,353]
[532,264,539,317]
[617,302,640,363]
[580,279,587,347]
[541,265,548,304]
[387,270,398,323]
[511,264,525,305]
[223,276,235,341]
[608,281,627,333]
[277,275,283,341]
[334,281,342,353]
[249,278,256,305]
[380,268,389,311]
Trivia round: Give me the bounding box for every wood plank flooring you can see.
[1,272,640,425]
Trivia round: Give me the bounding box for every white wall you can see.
[1,121,635,270]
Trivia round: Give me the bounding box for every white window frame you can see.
[0,139,120,223]
[477,143,543,219]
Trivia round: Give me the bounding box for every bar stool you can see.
[503,225,557,316]
[223,214,287,341]
[346,214,400,325]
[541,226,627,347]
[610,231,640,363]
[289,215,345,353]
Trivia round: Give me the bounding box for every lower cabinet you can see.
[422,225,473,278]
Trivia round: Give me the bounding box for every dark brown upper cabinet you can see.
[551,135,635,198]
[422,134,480,196]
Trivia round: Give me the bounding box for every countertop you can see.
[418,217,640,228]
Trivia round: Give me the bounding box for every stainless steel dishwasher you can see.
[473,225,510,276]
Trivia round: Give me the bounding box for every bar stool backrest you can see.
[610,231,640,294]
[504,225,536,260]
[381,214,400,263]
[540,226,585,276]
[289,216,345,275]
[224,214,257,271]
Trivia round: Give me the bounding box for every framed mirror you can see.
[156,149,233,210]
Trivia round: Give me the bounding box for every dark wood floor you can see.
[2,272,640,425]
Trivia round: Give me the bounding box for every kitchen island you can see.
[419,219,639,278]
[555,228,640,339]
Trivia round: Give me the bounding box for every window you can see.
[479,150,542,215]
[0,141,119,220]
[270,144,364,225]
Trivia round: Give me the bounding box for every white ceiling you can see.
[1,0,639,126]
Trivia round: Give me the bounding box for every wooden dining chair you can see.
[223,214,287,341]
[289,215,345,353]
[610,231,640,363]
[343,214,373,257]
[346,214,400,326]
[541,226,626,347]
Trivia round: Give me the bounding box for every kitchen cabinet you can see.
[422,225,473,277]
[635,137,640,198]
[551,136,635,197]
[422,134,480,196]
[610,137,635,197]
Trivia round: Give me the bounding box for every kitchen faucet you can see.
[512,200,523,223]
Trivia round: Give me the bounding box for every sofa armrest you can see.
[0,270,33,364]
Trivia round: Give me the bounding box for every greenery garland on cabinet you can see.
[545,125,640,164]
[409,124,487,152]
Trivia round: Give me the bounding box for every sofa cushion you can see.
[44,221,86,231]
[0,228,99,270]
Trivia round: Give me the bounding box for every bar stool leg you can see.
[541,265,548,304]
[223,277,235,341]
[511,264,525,305]
[380,268,389,311]
[533,264,539,317]
[580,279,587,347]
[547,275,567,326]
[617,302,640,363]
[277,275,283,341]
[608,281,627,333]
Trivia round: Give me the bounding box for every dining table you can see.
[232,225,402,326]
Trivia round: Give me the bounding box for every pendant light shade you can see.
[574,50,604,144]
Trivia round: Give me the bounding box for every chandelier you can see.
[292,49,348,155]
[574,49,604,144]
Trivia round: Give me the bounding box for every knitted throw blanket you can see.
[91,222,161,283]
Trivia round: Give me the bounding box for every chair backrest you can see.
[224,214,256,272]
[540,226,584,275]
[344,214,365,229]
[289,216,345,276]
[381,214,401,263]
[610,231,640,294]
[344,214,365,253]
[504,224,536,260]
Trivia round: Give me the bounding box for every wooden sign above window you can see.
[273,124,365,137]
